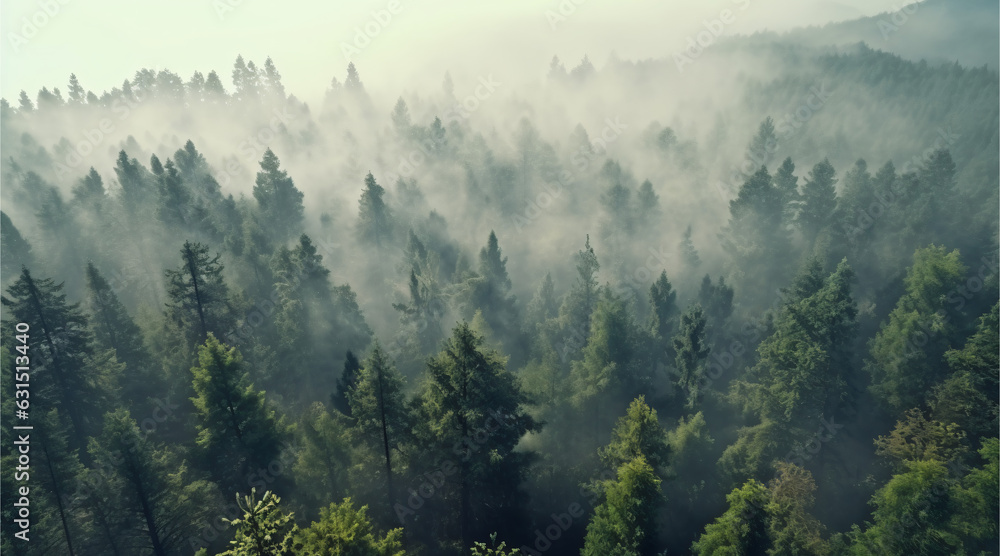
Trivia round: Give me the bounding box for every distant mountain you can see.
[747,0,998,69]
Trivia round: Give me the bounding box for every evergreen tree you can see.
[85,262,155,403]
[357,172,394,248]
[673,304,710,409]
[220,490,295,556]
[89,408,217,556]
[598,396,670,475]
[0,212,33,283]
[691,479,771,555]
[796,159,839,244]
[347,343,410,513]
[292,498,405,556]
[333,350,362,416]
[409,322,539,549]
[679,225,701,268]
[581,456,663,556]
[648,270,678,343]
[866,245,967,411]
[190,335,289,493]
[67,73,85,104]
[253,149,304,244]
[559,235,601,358]
[2,269,104,444]
[164,241,232,347]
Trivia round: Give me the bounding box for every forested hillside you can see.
[0,11,997,555]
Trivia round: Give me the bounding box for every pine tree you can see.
[0,212,33,283]
[691,479,771,555]
[559,235,601,357]
[866,245,966,411]
[679,225,701,268]
[262,57,286,99]
[292,403,350,508]
[17,90,33,111]
[796,159,839,244]
[164,241,232,347]
[357,173,394,248]
[67,74,85,104]
[89,408,217,556]
[525,273,558,330]
[648,270,678,342]
[85,262,155,403]
[409,322,539,549]
[292,498,405,556]
[673,304,710,409]
[345,62,365,93]
[220,490,295,556]
[333,350,362,416]
[253,149,304,244]
[190,335,289,493]
[598,396,670,475]
[581,456,663,556]
[347,343,410,516]
[2,269,103,444]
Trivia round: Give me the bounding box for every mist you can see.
[1,1,997,555]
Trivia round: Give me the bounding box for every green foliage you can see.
[293,402,350,508]
[411,322,539,547]
[357,172,394,248]
[867,245,967,411]
[89,408,218,556]
[648,270,678,343]
[190,335,290,491]
[691,479,771,556]
[221,489,296,556]
[2,268,106,442]
[599,396,670,475]
[581,456,663,556]
[929,302,1000,442]
[874,408,968,470]
[292,498,405,556]
[164,241,232,348]
[253,149,304,243]
[795,159,839,244]
[673,304,710,409]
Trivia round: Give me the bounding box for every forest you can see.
[0,2,998,554]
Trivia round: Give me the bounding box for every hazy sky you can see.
[2,0,889,105]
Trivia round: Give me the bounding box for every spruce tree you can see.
[253,149,304,244]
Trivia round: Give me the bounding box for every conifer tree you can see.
[357,172,394,248]
[410,323,539,549]
[347,343,409,512]
[190,335,289,492]
[164,241,232,347]
[253,149,304,244]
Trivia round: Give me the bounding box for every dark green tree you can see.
[253,149,304,244]
[190,335,289,492]
[357,172,394,248]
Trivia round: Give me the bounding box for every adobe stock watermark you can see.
[545,0,588,31]
[216,107,296,187]
[520,467,616,555]
[394,409,516,524]
[382,75,501,185]
[877,2,919,41]
[841,128,960,240]
[715,82,832,202]
[674,0,751,72]
[341,0,403,61]
[512,116,627,233]
[7,0,71,53]
[212,0,248,20]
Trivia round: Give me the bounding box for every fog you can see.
[1,1,997,555]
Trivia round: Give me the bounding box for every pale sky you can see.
[1,0,888,105]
